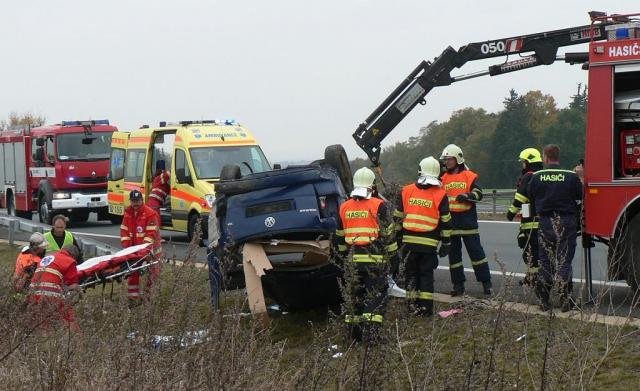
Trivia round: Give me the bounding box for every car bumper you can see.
[52,193,108,210]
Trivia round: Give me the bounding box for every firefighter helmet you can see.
[440,144,465,164]
[417,156,441,185]
[519,148,542,163]
[351,167,375,198]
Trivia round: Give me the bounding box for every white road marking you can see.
[436,266,628,288]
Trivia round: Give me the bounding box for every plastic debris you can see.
[437,308,464,318]
[516,334,526,342]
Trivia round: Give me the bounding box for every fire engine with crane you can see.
[0,120,117,225]
[352,11,640,292]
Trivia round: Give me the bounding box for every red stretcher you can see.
[77,243,159,288]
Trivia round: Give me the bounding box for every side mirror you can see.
[273,163,282,170]
[176,168,193,185]
[35,137,45,147]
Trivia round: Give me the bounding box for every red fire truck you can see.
[352,11,640,290]
[0,120,117,225]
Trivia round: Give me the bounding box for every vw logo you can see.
[264,216,276,228]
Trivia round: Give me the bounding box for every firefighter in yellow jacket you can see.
[440,144,492,296]
[395,157,452,316]
[335,167,396,342]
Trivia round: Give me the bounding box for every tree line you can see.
[350,86,587,189]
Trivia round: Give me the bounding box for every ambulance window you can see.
[175,149,192,184]
[109,148,125,181]
[124,149,146,182]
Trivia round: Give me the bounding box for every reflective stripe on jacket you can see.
[29,250,79,300]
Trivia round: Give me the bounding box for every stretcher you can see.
[77,243,159,288]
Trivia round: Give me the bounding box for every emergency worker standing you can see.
[524,144,582,311]
[335,167,396,342]
[395,157,452,316]
[507,148,544,286]
[148,160,170,214]
[27,244,82,333]
[120,190,162,303]
[13,232,48,293]
[440,144,492,296]
[44,214,80,257]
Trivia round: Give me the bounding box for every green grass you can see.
[1,243,639,389]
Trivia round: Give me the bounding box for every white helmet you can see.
[351,167,375,198]
[440,144,465,164]
[417,157,441,186]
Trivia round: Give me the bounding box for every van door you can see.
[107,132,129,219]
[171,148,193,232]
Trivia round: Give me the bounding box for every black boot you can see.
[450,283,465,297]
[482,280,492,295]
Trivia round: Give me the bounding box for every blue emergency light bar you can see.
[176,119,237,127]
[62,119,110,126]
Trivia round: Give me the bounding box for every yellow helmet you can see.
[440,144,464,164]
[519,148,542,163]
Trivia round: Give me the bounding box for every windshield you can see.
[189,145,271,179]
[57,132,113,161]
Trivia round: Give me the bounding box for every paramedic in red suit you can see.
[148,160,170,215]
[27,244,82,333]
[120,190,162,303]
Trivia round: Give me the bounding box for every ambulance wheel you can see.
[324,144,353,194]
[623,213,640,293]
[220,164,241,181]
[38,196,53,225]
[188,213,205,247]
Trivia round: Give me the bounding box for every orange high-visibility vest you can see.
[401,184,446,232]
[441,170,478,213]
[339,197,383,246]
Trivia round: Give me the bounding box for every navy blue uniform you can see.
[525,164,582,296]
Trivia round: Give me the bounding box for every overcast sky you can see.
[1,1,636,162]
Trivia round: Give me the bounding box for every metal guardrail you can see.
[0,215,118,257]
[474,190,515,215]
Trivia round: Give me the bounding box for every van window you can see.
[124,149,146,182]
[109,148,125,180]
[189,145,270,179]
[175,149,192,184]
[153,132,175,173]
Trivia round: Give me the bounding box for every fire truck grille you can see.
[73,176,108,184]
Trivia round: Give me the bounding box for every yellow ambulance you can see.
[107,120,271,241]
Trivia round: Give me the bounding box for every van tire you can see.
[220,164,242,181]
[324,144,353,193]
[38,195,54,225]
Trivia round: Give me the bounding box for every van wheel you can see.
[38,195,53,225]
[324,144,353,193]
[622,213,640,293]
[188,213,205,247]
[220,164,241,181]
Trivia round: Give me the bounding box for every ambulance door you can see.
[171,147,193,231]
[107,132,129,217]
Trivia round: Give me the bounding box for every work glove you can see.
[506,210,516,221]
[455,193,471,202]
[517,231,527,249]
[438,242,450,258]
